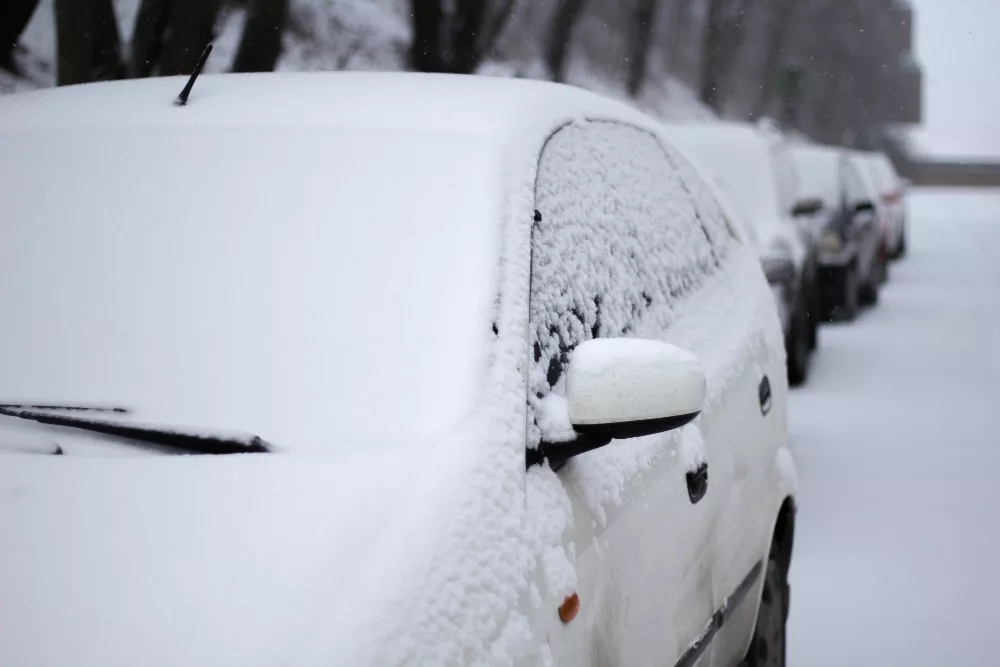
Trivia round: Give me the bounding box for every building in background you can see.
[884,0,922,125]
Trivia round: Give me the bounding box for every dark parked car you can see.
[790,145,881,321]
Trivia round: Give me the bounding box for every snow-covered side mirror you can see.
[526,339,707,471]
[567,338,706,438]
[792,197,824,217]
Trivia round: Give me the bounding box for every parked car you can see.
[864,152,908,259]
[0,73,798,667]
[667,122,820,385]
[852,151,893,284]
[791,144,882,320]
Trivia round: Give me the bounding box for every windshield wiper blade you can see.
[0,404,129,414]
[0,406,271,455]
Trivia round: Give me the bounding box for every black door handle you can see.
[686,462,708,504]
[759,375,772,416]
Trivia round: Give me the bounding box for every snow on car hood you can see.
[0,437,477,667]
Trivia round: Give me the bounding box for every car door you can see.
[662,144,791,667]
[526,119,738,667]
[842,156,878,281]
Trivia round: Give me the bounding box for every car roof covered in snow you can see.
[0,71,650,137]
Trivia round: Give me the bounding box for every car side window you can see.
[528,121,729,441]
[843,160,868,206]
[771,146,800,214]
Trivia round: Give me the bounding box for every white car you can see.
[851,151,893,284]
[863,152,908,259]
[665,122,821,386]
[0,73,797,667]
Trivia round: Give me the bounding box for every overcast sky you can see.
[909,0,1000,158]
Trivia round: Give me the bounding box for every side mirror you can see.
[792,197,823,217]
[761,256,796,285]
[530,339,706,470]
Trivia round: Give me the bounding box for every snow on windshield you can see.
[0,125,504,453]
[528,120,730,440]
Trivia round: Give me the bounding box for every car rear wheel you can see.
[740,558,788,667]
[786,308,809,387]
[859,268,879,306]
[894,227,907,259]
[839,266,859,321]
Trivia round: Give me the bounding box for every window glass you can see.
[842,159,869,206]
[772,146,801,214]
[528,121,730,427]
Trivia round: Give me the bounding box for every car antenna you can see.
[175,43,213,107]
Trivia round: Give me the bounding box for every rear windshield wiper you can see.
[0,405,271,455]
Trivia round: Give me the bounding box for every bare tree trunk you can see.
[545,0,587,82]
[129,0,220,77]
[55,0,124,85]
[129,0,170,77]
[410,0,444,72]
[753,0,797,117]
[409,0,515,74]
[232,0,289,72]
[627,0,658,97]
[156,0,220,75]
[451,0,489,74]
[667,0,690,67]
[0,0,40,71]
[699,0,747,112]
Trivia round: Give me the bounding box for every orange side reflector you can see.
[558,593,580,624]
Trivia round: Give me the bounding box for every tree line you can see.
[1,0,911,148]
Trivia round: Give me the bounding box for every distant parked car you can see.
[668,122,820,385]
[791,144,882,320]
[0,73,798,667]
[852,152,893,284]
[863,152,908,260]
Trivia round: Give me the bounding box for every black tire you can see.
[894,227,907,259]
[859,270,879,306]
[786,309,809,387]
[839,267,859,321]
[806,283,819,351]
[740,558,788,667]
[876,253,890,285]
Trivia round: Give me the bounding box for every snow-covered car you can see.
[851,151,892,284]
[666,122,820,386]
[791,144,882,320]
[0,73,797,667]
[864,152,908,259]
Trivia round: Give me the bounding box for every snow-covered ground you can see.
[788,188,1000,665]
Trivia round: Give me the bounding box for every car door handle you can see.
[759,375,772,416]
[686,462,708,504]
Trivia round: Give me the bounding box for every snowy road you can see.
[788,188,1000,666]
